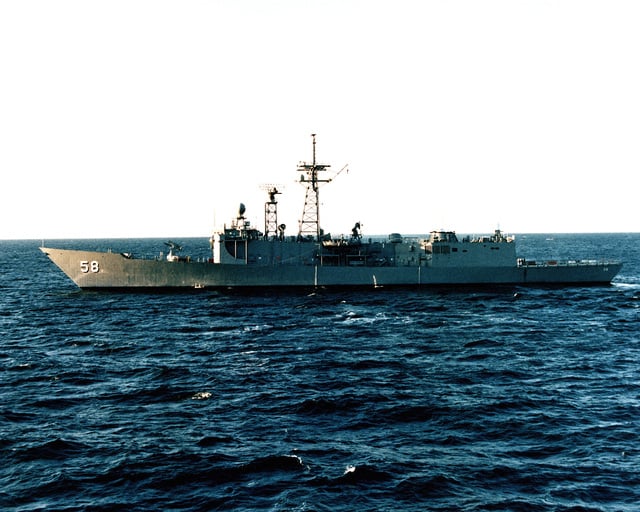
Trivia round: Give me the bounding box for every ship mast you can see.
[297,134,332,241]
[260,185,283,239]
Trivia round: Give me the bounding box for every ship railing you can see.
[517,258,618,268]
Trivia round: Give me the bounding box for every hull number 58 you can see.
[80,260,100,273]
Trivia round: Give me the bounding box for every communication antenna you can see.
[297,134,348,241]
[259,184,284,238]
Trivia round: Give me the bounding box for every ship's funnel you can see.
[238,203,246,217]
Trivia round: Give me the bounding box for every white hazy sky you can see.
[1,0,639,240]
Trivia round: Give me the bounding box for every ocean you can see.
[1,233,639,511]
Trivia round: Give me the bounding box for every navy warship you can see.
[41,135,622,289]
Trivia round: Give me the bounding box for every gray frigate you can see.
[41,135,622,289]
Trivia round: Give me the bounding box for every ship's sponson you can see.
[40,230,622,289]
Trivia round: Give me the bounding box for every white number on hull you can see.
[80,260,100,273]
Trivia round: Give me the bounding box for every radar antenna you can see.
[297,134,347,241]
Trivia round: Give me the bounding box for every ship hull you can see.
[40,247,622,290]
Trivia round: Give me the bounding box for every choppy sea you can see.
[1,233,639,511]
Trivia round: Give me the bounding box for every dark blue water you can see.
[2,234,639,511]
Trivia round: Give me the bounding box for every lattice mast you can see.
[260,185,281,239]
[297,134,332,241]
